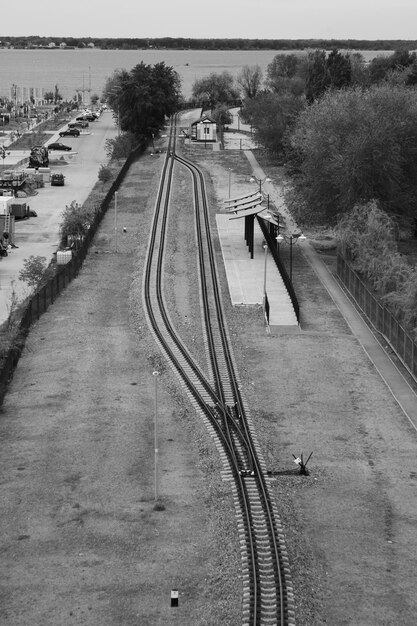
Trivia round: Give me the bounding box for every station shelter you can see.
[191,114,217,143]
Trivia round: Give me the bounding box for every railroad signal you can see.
[292,451,313,476]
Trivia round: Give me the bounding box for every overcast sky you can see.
[5,0,417,40]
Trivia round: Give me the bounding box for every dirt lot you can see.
[1,138,417,625]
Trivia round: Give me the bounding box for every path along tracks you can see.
[142,119,295,625]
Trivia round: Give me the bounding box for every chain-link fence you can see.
[337,253,417,381]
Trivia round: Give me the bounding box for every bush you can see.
[18,255,54,290]
[59,200,94,243]
[337,201,410,294]
[105,131,139,160]
[98,165,113,184]
[338,201,417,337]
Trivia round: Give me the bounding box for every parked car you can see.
[59,128,80,137]
[69,121,89,129]
[76,114,97,122]
[51,173,65,186]
[48,142,72,151]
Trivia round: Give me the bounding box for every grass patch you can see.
[8,131,50,150]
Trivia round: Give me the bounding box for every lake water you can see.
[0,48,392,102]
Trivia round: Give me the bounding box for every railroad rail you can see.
[142,117,295,625]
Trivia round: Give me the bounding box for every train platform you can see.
[215,212,299,329]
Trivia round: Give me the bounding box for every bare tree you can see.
[237,65,263,100]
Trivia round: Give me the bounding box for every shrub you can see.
[18,255,54,290]
[59,200,94,243]
[105,132,138,160]
[98,165,113,184]
[337,201,411,294]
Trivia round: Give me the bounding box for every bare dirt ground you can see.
[1,137,417,625]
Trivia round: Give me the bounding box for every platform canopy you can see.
[229,205,266,219]
[223,191,262,206]
[224,197,264,214]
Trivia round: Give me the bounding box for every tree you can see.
[103,62,181,142]
[242,92,304,158]
[406,60,417,85]
[54,84,62,104]
[349,53,370,87]
[390,48,416,71]
[210,104,233,128]
[267,53,300,83]
[326,49,351,89]
[305,50,330,103]
[337,202,417,336]
[191,71,239,108]
[237,65,263,99]
[266,53,306,96]
[288,85,417,225]
[19,256,53,290]
[337,202,402,286]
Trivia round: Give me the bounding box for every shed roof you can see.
[191,114,216,127]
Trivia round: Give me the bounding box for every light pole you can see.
[114,191,118,253]
[263,243,268,323]
[1,146,10,173]
[228,168,232,198]
[204,122,208,149]
[250,174,271,195]
[276,233,306,283]
[153,371,160,502]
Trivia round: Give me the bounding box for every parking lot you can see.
[0,110,118,324]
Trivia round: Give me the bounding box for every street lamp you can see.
[153,371,160,502]
[204,121,209,149]
[114,190,118,253]
[1,146,10,173]
[228,168,232,198]
[276,232,306,283]
[263,243,268,324]
[250,174,271,195]
[108,87,122,135]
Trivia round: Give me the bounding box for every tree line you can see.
[101,52,417,338]
[188,49,417,338]
[3,36,417,51]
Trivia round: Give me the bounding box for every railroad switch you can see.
[293,452,313,476]
[240,469,255,476]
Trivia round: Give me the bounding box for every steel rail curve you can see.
[142,116,295,625]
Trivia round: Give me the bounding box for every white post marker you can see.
[153,371,160,501]
[171,589,179,607]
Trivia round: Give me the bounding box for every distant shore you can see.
[1,36,416,51]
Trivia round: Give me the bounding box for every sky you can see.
[4,0,417,41]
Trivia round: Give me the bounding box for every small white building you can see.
[191,114,216,143]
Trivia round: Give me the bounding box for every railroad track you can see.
[142,118,295,625]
